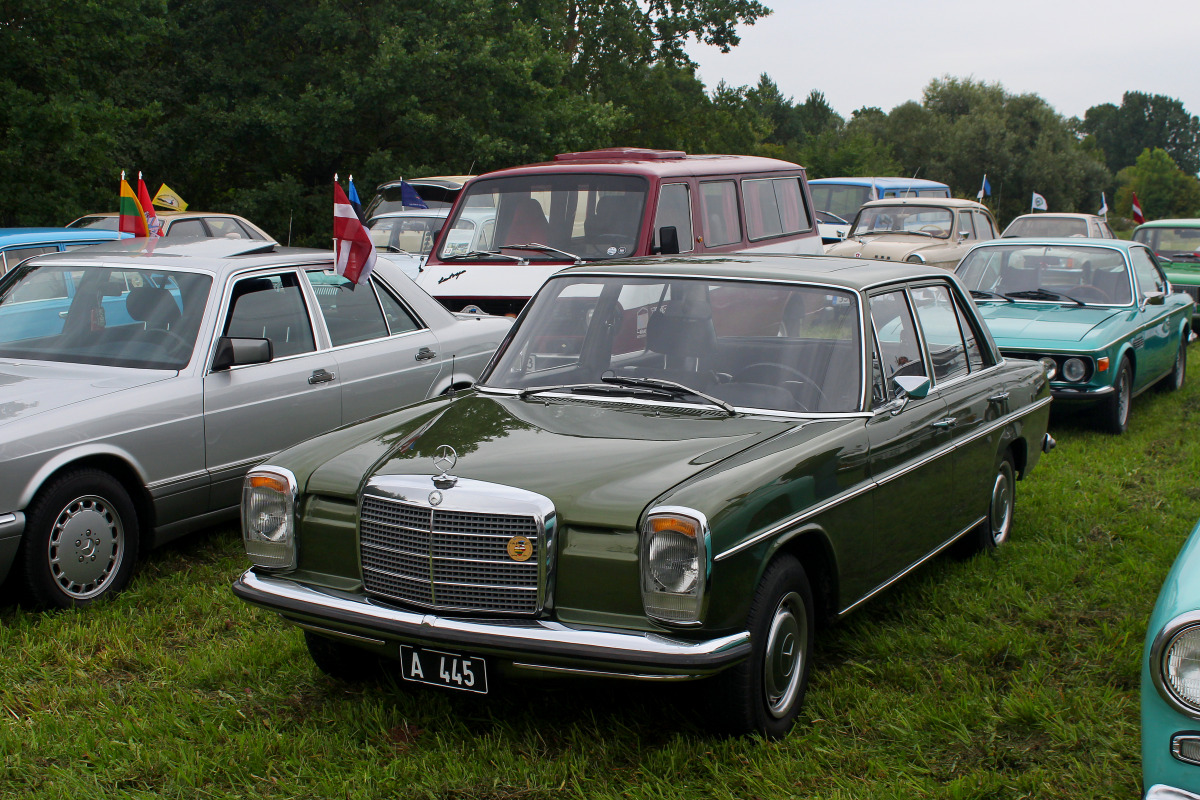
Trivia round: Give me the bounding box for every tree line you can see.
[2,0,1198,246]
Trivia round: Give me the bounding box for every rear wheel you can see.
[954,454,1015,558]
[708,555,813,739]
[1158,334,1187,392]
[18,469,139,609]
[1100,357,1133,434]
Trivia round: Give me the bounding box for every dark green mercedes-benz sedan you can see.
[233,254,1054,738]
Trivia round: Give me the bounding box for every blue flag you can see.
[976,174,991,200]
[400,180,429,209]
[347,175,365,221]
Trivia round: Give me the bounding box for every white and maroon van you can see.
[416,148,824,315]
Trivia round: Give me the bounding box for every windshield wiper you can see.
[500,243,584,263]
[601,375,736,415]
[385,245,418,256]
[441,250,526,263]
[1004,288,1086,306]
[969,289,1014,303]
[517,383,673,401]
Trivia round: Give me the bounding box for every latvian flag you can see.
[333,179,377,284]
[1131,191,1146,225]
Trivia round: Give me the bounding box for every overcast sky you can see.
[686,0,1199,121]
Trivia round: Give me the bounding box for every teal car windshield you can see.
[482,274,863,414]
[957,243,1134,306]
[1133,226,1200,260]
[0,263,212,369]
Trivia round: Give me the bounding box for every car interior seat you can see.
[126,286,182,330]
[501,198,549,246]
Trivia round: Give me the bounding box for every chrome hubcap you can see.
[1118,370,1130,426]
[990,466,1013,546]
[47,495,124,599]
[763,591,807,718]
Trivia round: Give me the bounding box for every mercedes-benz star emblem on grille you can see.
[428,490,443,506]
[433,445,458,476]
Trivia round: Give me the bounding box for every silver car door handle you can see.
[415,347,437,361]
[988,391,1010,402]
[931,417,957,429]
[308,369,336,384]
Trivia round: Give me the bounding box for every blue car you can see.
[1143,519,1200,799]
[0,228,128,276]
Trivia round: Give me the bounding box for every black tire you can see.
[304,630,388,682]
[708,555,813,739]
[954,453,1016,559]
[1100,357,1133,434]
[1158,334,1188,392]
[18,469,139,609]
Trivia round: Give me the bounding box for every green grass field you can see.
[3,352,1198,799]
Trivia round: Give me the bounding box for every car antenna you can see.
[287,210,293,246]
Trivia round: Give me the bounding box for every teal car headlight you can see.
[1061,357,1088,383]
[241,466,298,570]
[641,507,708,626]
[1152,613,1200,717]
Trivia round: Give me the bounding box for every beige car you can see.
[68,211,274,241]
[826,197,998,269]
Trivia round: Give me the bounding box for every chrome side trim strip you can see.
[837,516,985,617]
[233,570,751,670]
[714,396,1052,562]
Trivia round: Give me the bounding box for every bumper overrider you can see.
[1050,384,1114,401]
[1145,786,1200,800]
[232,570,751,679]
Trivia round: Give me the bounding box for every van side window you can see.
[653,183,694,253]
[743,177,812,241]
[699,181,741,247]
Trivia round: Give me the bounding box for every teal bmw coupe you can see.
[956,239,1193,433]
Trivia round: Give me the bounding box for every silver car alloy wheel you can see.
[1116,367,1131,429]
[763,590,808,718]
[990,461,1015,546]
[47,494,126,599]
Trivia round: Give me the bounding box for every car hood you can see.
[304,393,801,529]
[826,234,951,261]
[0,360,173,427]
[974,303,1124,343]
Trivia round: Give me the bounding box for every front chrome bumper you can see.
[233,570,751,677]
[1146,784,1200,800]
[1051,384,1114,401]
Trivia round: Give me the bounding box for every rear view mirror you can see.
[656,226,680,255]
[893,375,931,399]
[212,336,273,370]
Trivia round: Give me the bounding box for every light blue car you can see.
[0,227,128,276]
[1143,519,1200,799]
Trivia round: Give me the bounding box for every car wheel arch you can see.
[25,454,154,551]
[761,525,838,627]
[1007,436,1029,481]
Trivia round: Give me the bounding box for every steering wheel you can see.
[733,362,828,411]
[1067,284,1108,304]
[919,225,946,235]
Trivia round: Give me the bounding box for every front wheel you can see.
[708,556,813,739]
[1100,357,1133,434]
[18,469,140,609]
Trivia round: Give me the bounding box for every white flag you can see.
[1098,192,1108,217]
[1031,192,1048,212]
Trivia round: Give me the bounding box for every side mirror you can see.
[655,226,680,255]
[212,336,273,370]
[893,375,931,399]
[1142,291,1167,307]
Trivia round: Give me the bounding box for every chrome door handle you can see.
[308,368,336,384]
[988,391,1010,402]
[931,417,957,429]
[415,347,437,361]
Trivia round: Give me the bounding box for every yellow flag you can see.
[152,184,188,212]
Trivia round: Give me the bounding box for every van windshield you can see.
[809,184,872,220]
[438,174,648,261]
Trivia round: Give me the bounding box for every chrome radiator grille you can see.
[359,493,542,614]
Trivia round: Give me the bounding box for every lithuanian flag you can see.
[119,178,150,237]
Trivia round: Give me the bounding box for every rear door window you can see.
[699,181,741,247]
[742,177,812,240]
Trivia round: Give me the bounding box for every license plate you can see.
[399,645,488,694]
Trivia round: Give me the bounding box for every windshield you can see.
[67,216,119,230]
[437,174,648,261]
[810,184,872,220]
[850,205,954,238]
[482,274,863,413]
[1133,226,1200,258]
[368,214,449,255]
[956,244,1133,305]
[0,264,213,368]
[1002,216,1088,238]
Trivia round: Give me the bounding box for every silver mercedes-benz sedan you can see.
[0,238,513,608]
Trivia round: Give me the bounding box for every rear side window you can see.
[1,246,57,273]
[699,181,741,247]
[167,219,207,238]
[743,177,812,241]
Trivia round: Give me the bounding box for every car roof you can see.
[859,197,988,211]
[0,227,127,245]
[1007,212,1104,221]
[473,148,805,181]
[1135,219,1200,228]
[808,177,950,189]
[966,237,1139,253]
[24,238,325,276]
[374,176,473,191]
[553,252,950,291]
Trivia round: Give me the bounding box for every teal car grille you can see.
[359,494,541,614]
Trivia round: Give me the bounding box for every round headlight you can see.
[1039,357,1057,380]
[1062,357,1087,382]
[648,529,699,593]
[1165,625,1200,710]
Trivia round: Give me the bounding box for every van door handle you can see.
[308,368,336,384]
[415,347,437,361]
[931,417,957,429]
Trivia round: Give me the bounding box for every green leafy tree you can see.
[1084,91,1200,175]
[1115,148,1200,222]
